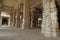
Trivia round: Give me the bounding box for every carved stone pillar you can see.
[17,10,20,27]
[41,0,59,37]
[13,10,14,27]
[14,10,16,27]
[15,11,17,27]
[50,0,59,37]
[15,10,18,27]
[0,11,1,26]
[15,8,20,27]
[10,11,13,27]
[22,0,30,29]
[13,9,16,27]
[10,10,15,27]
[30,8,35,28]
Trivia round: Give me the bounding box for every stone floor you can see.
[0,28,59,40]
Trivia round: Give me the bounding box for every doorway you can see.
[33,8,42,28]
[2,17,8,25]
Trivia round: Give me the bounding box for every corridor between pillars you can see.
[41,0,59,37]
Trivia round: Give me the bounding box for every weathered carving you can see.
[41,0,59,37]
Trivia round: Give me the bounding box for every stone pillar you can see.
[30,8,33,28]
[15,10,18,27]
[50,0,59,37]
[15,10,17,27]
[11,9,16,27]
[10,11,13,27]
[0,11,1,26]
[14,9,16,27]
[30,8,35,28]
[17,8,20,27]
[12,9,16,27]
[41,0,59,37]
[22,0,30,29]
[13,10,14,27]
[15,7,20,27]
[18,4,23,28]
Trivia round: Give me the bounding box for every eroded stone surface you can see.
[41,0,59,37]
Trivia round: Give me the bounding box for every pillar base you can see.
[41,28,45,34]
[43,29,59,37]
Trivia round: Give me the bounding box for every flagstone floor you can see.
[0,27,59,40]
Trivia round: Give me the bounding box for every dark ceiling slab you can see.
[0,0,3,8]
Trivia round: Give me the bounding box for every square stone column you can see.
[0,11,1,26]
[30,8,35,28]
[15,9,20,27]
[13,9,16,27]
[10,11,13,27]
[21,0,30,29]
[41,0,59,37]
[10,9,16,27]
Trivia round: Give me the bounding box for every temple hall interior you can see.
[0,0,60,40]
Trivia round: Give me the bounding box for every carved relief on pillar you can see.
[0,10,1,26]
[30,8,35,28]
[16,4,23,27]
[10,9,16,27]
[10,11,13,26]
[41,0,59,37]
[50,0,59,37]
[15,4,22,27]
[41,0,51,34]
[13,9,16,27]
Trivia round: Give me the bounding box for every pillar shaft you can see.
[0,11,1,26]
[22,0,30,29]
[13,9,16,27]
[15,9,20,27]
[13,10,15,26]
[10,10,16,27]
[41,0,59,37]
[10,11,13,27]
[30,8,34,28]
[30,8,35,28]
[17,9,20,27]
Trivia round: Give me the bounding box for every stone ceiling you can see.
[0,0,41,9]
[0,0,60,9]
[3,0,18,7]
[3,0,41,9]
[3,0,23,9]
